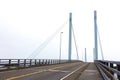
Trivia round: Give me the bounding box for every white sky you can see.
[0,0,120,62]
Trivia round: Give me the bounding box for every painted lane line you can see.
[6,67,62,80]
[6,70,47,80]
[48,69,70,73]
[60,63,88,80]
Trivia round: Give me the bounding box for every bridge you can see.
[0,11,120,80]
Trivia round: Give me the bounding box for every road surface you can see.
[0,62,86,80]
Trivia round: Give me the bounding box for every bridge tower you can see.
[94,10,98,60]
[68,13,72,61]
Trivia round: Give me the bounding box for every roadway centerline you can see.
[6,63,80,80]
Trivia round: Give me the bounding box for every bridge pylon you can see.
[94,10,98,60]
[68,13,72,62]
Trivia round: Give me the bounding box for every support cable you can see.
[97,27,104,60]
[72,25,79,60]
[27,21,68,59]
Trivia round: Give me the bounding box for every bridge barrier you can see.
[0,59,80,71]
[95,60,120,80]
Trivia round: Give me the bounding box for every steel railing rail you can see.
[95,62,111,80]
[95,60,120,80]
[0,59,81,71]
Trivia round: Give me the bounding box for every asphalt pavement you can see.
[0,62,85,80]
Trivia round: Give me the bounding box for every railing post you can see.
[50,60,52,64]
[8,59,11,69]
[117,64,120,79]
[45,60,47,64]
[35,59,37,66]
[9,59,11,65]
[46,60,47,64]
[24,59,26,67]
[53,60,54,64]
[42,59,44,65]
[18,59,20,68]
[49,59,51,64]
[51,60,53,64]
[47,60,48,64]
[44,60,46,64]
[106,62,108,66]
[39,59,41,65]
[110,63,114,74]
[48,59,50,64]
[30,59,32,67]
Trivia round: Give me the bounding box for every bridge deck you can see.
[77,63,103,80]
[0,62,103,80]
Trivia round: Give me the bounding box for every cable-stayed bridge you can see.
[0,11,120,80]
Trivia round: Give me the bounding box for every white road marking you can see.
[48,69,70,73]
[60,63,88,80]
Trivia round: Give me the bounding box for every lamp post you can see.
[59,32,63,63]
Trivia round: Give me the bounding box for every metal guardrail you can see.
[95,61,111,80]
[95,60,120,80]
[0,59,80,71]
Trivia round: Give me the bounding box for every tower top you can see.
[94,10,97,20]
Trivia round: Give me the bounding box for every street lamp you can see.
[59,32,63,63]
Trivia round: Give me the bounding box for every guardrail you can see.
[0,59,80,71]
[95,60,120,80]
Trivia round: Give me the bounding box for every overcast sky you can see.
[0,0,120,62]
